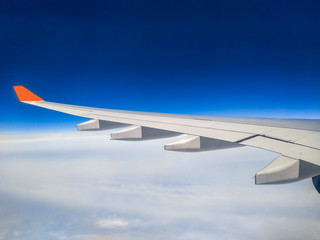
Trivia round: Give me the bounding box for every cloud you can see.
[0,130,319,240]
[95,219,129,229]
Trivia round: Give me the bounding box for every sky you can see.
[1,0,320,131]
[1,1,320,239]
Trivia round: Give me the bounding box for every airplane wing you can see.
[13,86,320,193]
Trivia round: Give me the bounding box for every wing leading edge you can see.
[14,86,320,193]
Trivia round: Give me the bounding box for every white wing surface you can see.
[13,86,320,193]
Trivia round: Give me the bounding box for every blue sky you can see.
[1,0,320,131]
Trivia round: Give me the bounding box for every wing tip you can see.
[13,86,44,102]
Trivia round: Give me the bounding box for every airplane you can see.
[13,86,320,194]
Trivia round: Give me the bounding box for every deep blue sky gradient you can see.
[1,0,320,131]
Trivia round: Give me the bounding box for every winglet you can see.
[13,86,44,102]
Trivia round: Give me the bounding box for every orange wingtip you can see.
[13,86,44,102]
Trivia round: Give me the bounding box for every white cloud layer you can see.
[95,219,129,229]
[0,130,320,240]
